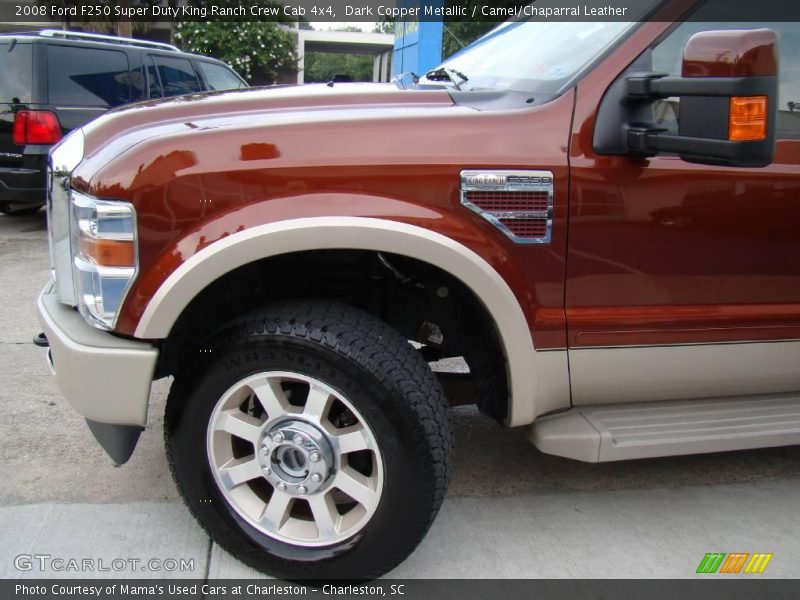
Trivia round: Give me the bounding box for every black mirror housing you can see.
[594,29,779,168]
[624,71,777,167]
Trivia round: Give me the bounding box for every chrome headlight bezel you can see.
[69,191,139,330]
[47,129,139,331]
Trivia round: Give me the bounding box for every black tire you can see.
[165,299,454,580]
[0,203,41,216]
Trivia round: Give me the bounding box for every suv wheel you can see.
[165,300,454,579]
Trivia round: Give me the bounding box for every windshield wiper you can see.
[424,67,469,91]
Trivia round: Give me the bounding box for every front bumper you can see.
[36,280,158,461]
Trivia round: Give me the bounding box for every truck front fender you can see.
[134,217,558,425]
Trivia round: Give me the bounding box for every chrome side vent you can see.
[460,170,554,244]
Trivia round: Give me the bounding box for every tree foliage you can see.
[442,0,531,58]
[304,53,373,83]
[373,21,395,34]
[303,25,381,84]
[34,0,155,35]
[175,21,295,83]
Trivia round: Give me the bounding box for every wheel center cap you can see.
[259,420,333,495]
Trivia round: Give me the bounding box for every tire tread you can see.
[165,299,454,579]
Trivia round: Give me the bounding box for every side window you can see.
[651,6,800,139]
[46,45,130,106]
[147,56,163,99]
[151,56,201,97]
[0,42,32,104]
[196,61,247,91]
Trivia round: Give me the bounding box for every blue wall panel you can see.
[392,1,444,77]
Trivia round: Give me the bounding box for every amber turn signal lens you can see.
[79,237,135,267]
[729,96,767,141]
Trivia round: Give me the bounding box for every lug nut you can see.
[311,473,322,483]
[297,485,308,494]
[293,434,304,446]
[262,467,271,475]
[272,432,284,444]
[309,452,321,463]
[277,482,287,491]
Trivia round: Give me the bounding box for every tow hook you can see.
[33,332,49,348]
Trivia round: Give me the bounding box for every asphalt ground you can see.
[1,210,799,579]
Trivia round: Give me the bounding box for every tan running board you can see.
[528,394,800,462]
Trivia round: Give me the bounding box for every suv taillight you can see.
[13,110,63,145]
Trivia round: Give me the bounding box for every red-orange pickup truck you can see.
[37,0,799,579]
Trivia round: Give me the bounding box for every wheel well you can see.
[155,250,509,421]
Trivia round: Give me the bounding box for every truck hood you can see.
[81,83,455,159]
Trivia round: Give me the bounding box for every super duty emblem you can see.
[460,169,554,245]
[462,172,553,190]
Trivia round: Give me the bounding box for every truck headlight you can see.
[69,191,137,330]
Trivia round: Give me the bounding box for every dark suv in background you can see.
[0,29,247,215]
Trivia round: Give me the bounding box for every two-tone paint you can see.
[66,5,800,425]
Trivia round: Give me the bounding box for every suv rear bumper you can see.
[0,169,45,204]
[0,154,47,206]
[36,279,158,462]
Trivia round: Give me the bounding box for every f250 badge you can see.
[460,169,554,244]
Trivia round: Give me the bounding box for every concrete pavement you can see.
[2,210,800,580]
[2,479,800,579]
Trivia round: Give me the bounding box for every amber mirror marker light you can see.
[682,28,777,142]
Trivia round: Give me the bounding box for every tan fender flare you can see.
[134,217,542,425]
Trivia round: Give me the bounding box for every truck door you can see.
[566,11,800,405]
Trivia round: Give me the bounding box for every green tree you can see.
[442,22,490,59]
[175,21,295,83]
[35,0,155,36]
[442,0,530,58]
[373,21,395,34]
[303,25,378,84]
[304,52,373,83]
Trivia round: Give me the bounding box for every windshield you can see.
[427,14,642,94]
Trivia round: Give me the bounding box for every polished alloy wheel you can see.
[207,371,384,547]
[168,300,453,578]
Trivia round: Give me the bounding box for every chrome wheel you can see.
[207,371,384,547]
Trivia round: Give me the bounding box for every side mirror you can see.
[594,29,779,168]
